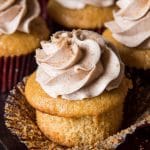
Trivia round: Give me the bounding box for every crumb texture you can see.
[36,105,123,147]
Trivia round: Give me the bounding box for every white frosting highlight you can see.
[55,0,115,9]
[36,30,124,100]
[0,0,40,34]
[105,0,150,47]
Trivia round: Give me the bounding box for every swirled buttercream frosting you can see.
[105,0,150,48]
[55,0,115,9]
[36,30,124,100]
[0,0,40,34]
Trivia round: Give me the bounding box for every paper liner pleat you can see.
[38,0,48,20]
[0,53,36,93]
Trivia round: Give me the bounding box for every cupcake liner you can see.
[4,79,63,150]
[38,0,49,20]
[4,75,150,149]
[0,53,36,93]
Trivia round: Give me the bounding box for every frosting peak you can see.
[105,0,150,47]
[55,0,115,9]
[0,0,40,34]
[36,30,124,100]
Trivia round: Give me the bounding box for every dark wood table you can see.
[0,93,27,150]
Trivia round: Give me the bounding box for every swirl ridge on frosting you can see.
[105,0,150,47]
[0,0,40,34]
[36,30,124,100]
[55,0,115,9]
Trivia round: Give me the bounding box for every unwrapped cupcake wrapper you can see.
[4,82,150,150]
[0,53,36,93]
[4,72,150,149]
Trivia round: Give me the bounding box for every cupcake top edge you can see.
[35,30,124,101]
[0,0,40,35]
[105,0,150,48]
[55,0,115,9]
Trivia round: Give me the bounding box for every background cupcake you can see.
[25,30,131,147]
[0,0,50,92]
[103,0,150,70]
[47,0,117,32]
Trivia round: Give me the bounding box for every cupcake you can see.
[25,30,132,147]
[0,0,50,92]
[47,0,117,31]
[103,0,150,70]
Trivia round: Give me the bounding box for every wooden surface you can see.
[0,93,27,150]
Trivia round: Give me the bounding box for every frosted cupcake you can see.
[0,0,50,92]
[25,30,132,147]
[47,0,116,30]
[104,0,150,69]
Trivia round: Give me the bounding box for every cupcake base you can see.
[0,53,36,93]
[36,105,122,147]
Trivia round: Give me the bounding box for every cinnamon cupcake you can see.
[0,0,50,92]
[47,0,116,31]
[25,30,132,147]
[103,0,150,70]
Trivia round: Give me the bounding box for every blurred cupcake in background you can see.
[103,0,150,70]
[47,0,117,32]
[0,0,50,93]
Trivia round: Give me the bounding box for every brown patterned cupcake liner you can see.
[4,75,150,150]
[0,53,36,93]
